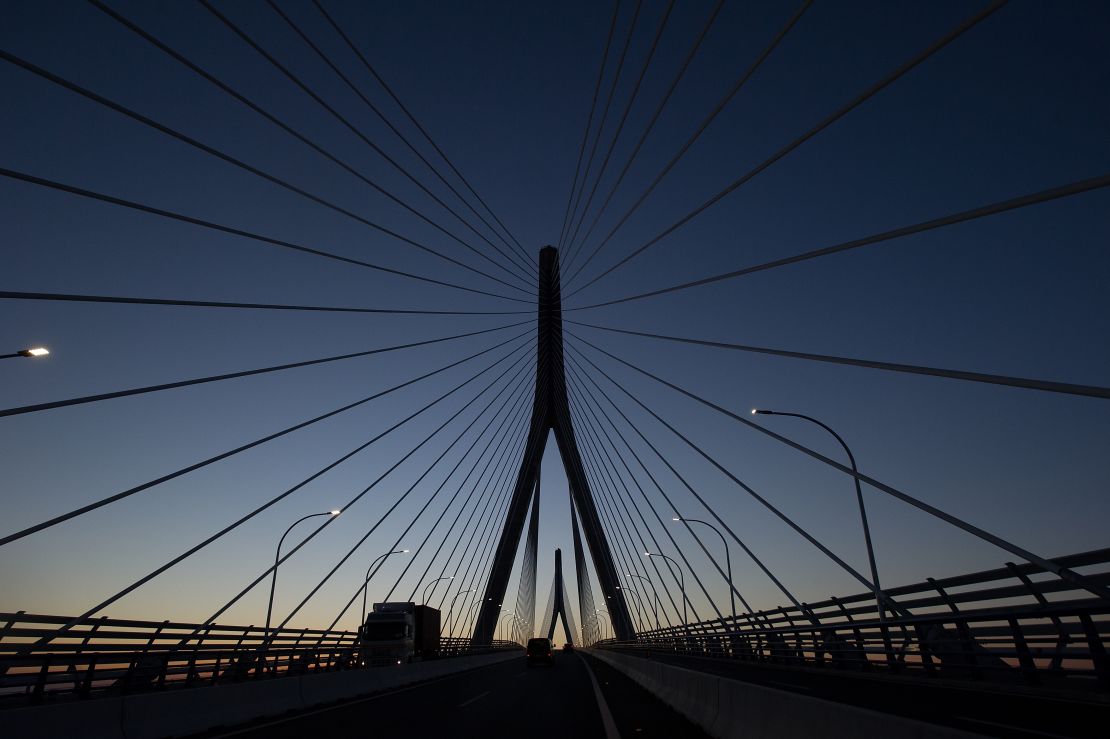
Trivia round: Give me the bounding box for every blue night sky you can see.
[1,0,1108,638]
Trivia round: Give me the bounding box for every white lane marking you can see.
[457,690,490,708]
[579,653,620,739]
[212,657,515,737]
[953,716,1074,739]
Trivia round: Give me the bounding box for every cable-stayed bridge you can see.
[1,2,1108,737]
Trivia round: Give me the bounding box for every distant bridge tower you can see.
[539,548,577,645]
[472,247,635,643]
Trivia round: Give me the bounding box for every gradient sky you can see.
[2,0,1108,638]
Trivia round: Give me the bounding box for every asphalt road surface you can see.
[206,650,709,738]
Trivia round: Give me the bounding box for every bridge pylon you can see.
[540,548,576,645]
[471,246,635,643]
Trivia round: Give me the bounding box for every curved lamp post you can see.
[359,549,410,629]
[595,608,611,640]
[615,584,648,633]
[627,573,663,630]
[444,588,477,637]
[645,552,686,627]
[420,576,454,605]
[752,408,885,621]
[498,611,514,642]
[265,510,341,639]
[673,517,736,628]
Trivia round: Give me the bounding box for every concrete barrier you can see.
[298,665,391,705]
[1,695,126,739]
[122,676,305,739]
[589,649,981,739]
[5,650,520,739]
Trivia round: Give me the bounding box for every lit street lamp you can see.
[265,510,341,639]
[645,552,687,628]
[420,576,454,605]
[2,346,49,360]
[751,408,885,620]
[673,516,736,628]
[359,549,410,629]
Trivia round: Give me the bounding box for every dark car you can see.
[562,643,574,652]
[526,637,554,665]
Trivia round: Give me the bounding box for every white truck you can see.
[359,602,441,666]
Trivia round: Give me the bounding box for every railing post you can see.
[79,654,97,697]
[156,653,169,690]
[32,655,51,703]
[1078,613,1110,688]
[917,620,947,678]
[1008,617,1039,687]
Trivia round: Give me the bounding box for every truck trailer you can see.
[359,602,440,665]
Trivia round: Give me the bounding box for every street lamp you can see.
[627,573,663,630]
[673,516,736,629]
[615,584,648,633]
[265,509,341,639]
[595,608,610,640]
[499,611,514,642]
[645,552,686,628]
[442,588,477,637]
[420,576,454,605]
[751,408,885,620]
[511,614,527,643]
[460,597,481,631]
[2,346,50,360]
[359,549,410,629]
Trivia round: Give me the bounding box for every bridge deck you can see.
[191,650,706,739]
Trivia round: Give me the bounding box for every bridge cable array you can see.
[559,0,724,279]
[566,330,1110,603]
[20,333,535,647]
[563,0,1008,299]
[3,0,1107,672]
[562,0,811,290]
[555,0,623,251]
[260,0,538,283]
[310,0,535,269]
[559,0,645,256]
[86,0,533,293]
[566,172,1110,315]
[0,46,531,298]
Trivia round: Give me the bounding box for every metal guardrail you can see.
[0,613,519,707]
[603,548,1110,695]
